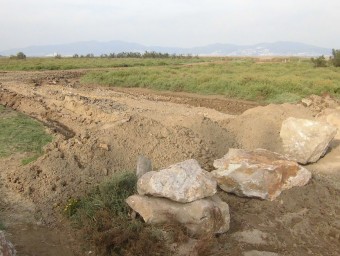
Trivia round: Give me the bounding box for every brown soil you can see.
[0,70,339,256]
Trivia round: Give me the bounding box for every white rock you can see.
[280,117,337,164]
[126,194,230,236]
[212,149,311,200]
[137,159,217,203]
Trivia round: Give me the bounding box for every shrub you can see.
[331,49,340,67]
[311,55,327,67]
[9,52,26,60]
[16,52,26,60]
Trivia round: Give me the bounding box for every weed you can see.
[67,171,171,255]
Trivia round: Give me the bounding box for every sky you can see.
[1,0,340,51]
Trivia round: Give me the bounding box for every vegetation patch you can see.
[67,172,174,256]
[0,57,212,71]
[82,58,340,103]
[0,105,52,163]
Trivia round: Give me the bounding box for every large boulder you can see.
[280,117,337,164]
[137,159,217,203]
[211,148,311,200]
[126,194,230,236]
[0,231,16,256]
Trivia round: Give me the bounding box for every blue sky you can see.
[1,0,339,50]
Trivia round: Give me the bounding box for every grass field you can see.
[0,105,52,164]
[82,58,340,103]
[0,57,339,103]
[0,57,209,71]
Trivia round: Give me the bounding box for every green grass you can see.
[0,106,52,162]
[67,172,171,255]
[0,57,213,71]
[82,58,340,103]
[0,221,5,230]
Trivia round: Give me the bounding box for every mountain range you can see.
[0,41,332,57]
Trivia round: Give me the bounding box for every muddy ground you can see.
[0,70,339,256]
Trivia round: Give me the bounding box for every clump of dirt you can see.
[0,70,339,255]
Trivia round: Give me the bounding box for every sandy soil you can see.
[0,70,339,255]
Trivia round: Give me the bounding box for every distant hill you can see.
[0,40,331,57]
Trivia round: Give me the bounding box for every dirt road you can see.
[0,70,339,255]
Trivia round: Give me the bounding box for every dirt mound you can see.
[224,103,314,153]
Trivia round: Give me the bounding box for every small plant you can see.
[0,221,5,230]
[63,198,80,217]
[311,55,327,67]
[331,49,340,67]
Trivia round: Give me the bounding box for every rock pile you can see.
[125,105,339,238]
[211,148,311,200]
[126,159,230,236]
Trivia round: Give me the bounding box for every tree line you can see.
[72,51,197,59]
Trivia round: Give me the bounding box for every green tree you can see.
[16,52,26,59]
[311,55,327,67]
[331,49,340,67]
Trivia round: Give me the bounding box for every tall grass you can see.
[82,58,340,103]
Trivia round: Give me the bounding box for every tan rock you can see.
[126,194,230,236]
[137,159,217,203]
[280,117,337,164]
[211,149,311,200]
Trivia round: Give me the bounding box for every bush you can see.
[311,55,327,67]
[9,52,26,60]
[331,49,340,67]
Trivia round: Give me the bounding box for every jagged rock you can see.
[211,148,311,200]
[137,159,216,203]
[136,155,152,179]
[280,117,337,164]
[0,231,16,256]
[126,194,230,236]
